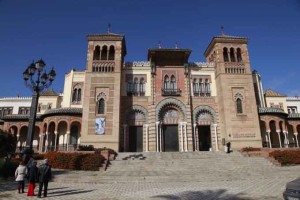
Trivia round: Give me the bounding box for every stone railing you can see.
[189,62,214,68]
[124,61,151,67]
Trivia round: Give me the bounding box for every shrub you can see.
[269,150,300,165]
[44,151,105,171]
[32,153,44,160]
[240,147,261,152]
[78,145,95,151]
[95,147,117,155]
[0,158,19,178]
[0,130,17,157]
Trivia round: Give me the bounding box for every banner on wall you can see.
[95,118,106,135]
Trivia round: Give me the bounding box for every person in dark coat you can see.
[27,160,38,196]
[37,159,52,198]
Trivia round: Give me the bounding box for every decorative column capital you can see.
[54,131,58,135]
[266,130,271,133]
[156,121,160,125]
[276,130,281,133]
[144,124,149,128]
[213,123,217,128]
[294,132,298,136]
[66,131,70,135]
[193,123,197,128]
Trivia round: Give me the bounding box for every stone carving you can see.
[124,105,148,123]
[193,105,216,124]
[156,98,186,121]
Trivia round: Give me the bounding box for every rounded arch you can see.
[156,98,186,121]
[108,45,115,60]
[193,105,217,124]
[101,45,108,60]
[124,105,149,124]
[9,125,18,137]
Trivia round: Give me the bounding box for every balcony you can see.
[161,88,181,96]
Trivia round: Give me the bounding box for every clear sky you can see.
[0,0,299,97]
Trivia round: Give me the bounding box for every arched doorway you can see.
[19,126,28,151]
[70,122,81,151]
[260,120,267,147]
[47,122,56,151]
[156,98,186,152]
[124,105,148,152]
[160,108,180,152]
[57,121,68,151]
[193,105,217,151]
[269,120,279,148]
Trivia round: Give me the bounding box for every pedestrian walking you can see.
[27,160,38,196]
[37,159,52,198]
[15,161,27,194]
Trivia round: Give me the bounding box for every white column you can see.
[213,124,219,151]
[160,123,162,152]
[283,131,288,148]
[39,134,44,153]
[17,134,20,151]
[183,122,187,152]
[66,131,70,151]
[145,124,149,152]
[156,122,159,152]
[54,131,58,151]
[180,123,184,152]
[276,130,282,148]
[267,130,272,148]
[294,132,299,148]
[193,124,197,151]
[44,132,49,152]
[123,124,127,152]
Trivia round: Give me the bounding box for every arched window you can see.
[108,45,115,60]
[101,45,108,60]
[230,48,236,62]
[236,98,243,113]
[77,89,81,101]
[98,98,105,114]
[140,78,145,96]
[93,45,100,60]
[200,79,205,96]
[205,79,210,96]
[237,48,242,62]
[127,81,133,95]
[164,75,169,90]
[134,78,139,95]
[170,75,176,90]
[223,47,229,62]
[72,88,77,102]
[193,79,199,95]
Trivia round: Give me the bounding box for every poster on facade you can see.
[95,118,105,135]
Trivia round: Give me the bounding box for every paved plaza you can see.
[0,152,298,199]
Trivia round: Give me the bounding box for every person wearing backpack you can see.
[37,159,52,198]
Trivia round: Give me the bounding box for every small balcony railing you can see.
[161,88,181,96]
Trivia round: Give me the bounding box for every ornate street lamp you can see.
[23,59,56,152]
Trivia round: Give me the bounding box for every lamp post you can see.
[23,59,56,152]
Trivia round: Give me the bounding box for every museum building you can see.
[1,31,300,153]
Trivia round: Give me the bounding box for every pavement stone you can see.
[0,152,298,200]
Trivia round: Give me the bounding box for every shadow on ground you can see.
[151,189,276,200]
[47,188,94,197]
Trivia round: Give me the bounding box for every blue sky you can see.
[0,0,300,97]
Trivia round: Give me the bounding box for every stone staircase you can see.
[53,151,278,184]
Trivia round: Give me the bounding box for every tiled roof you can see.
[40,89,58,96]
[258,107,287,115]
[264,89,286,97]
[1,114,42,120]
[43,108,82,116]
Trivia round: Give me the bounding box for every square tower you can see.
[81,33,126,150]
[204,34,262,148]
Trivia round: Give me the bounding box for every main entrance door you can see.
[163,125,179,152]
[129,126,143,152]
[198,125,211,151]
